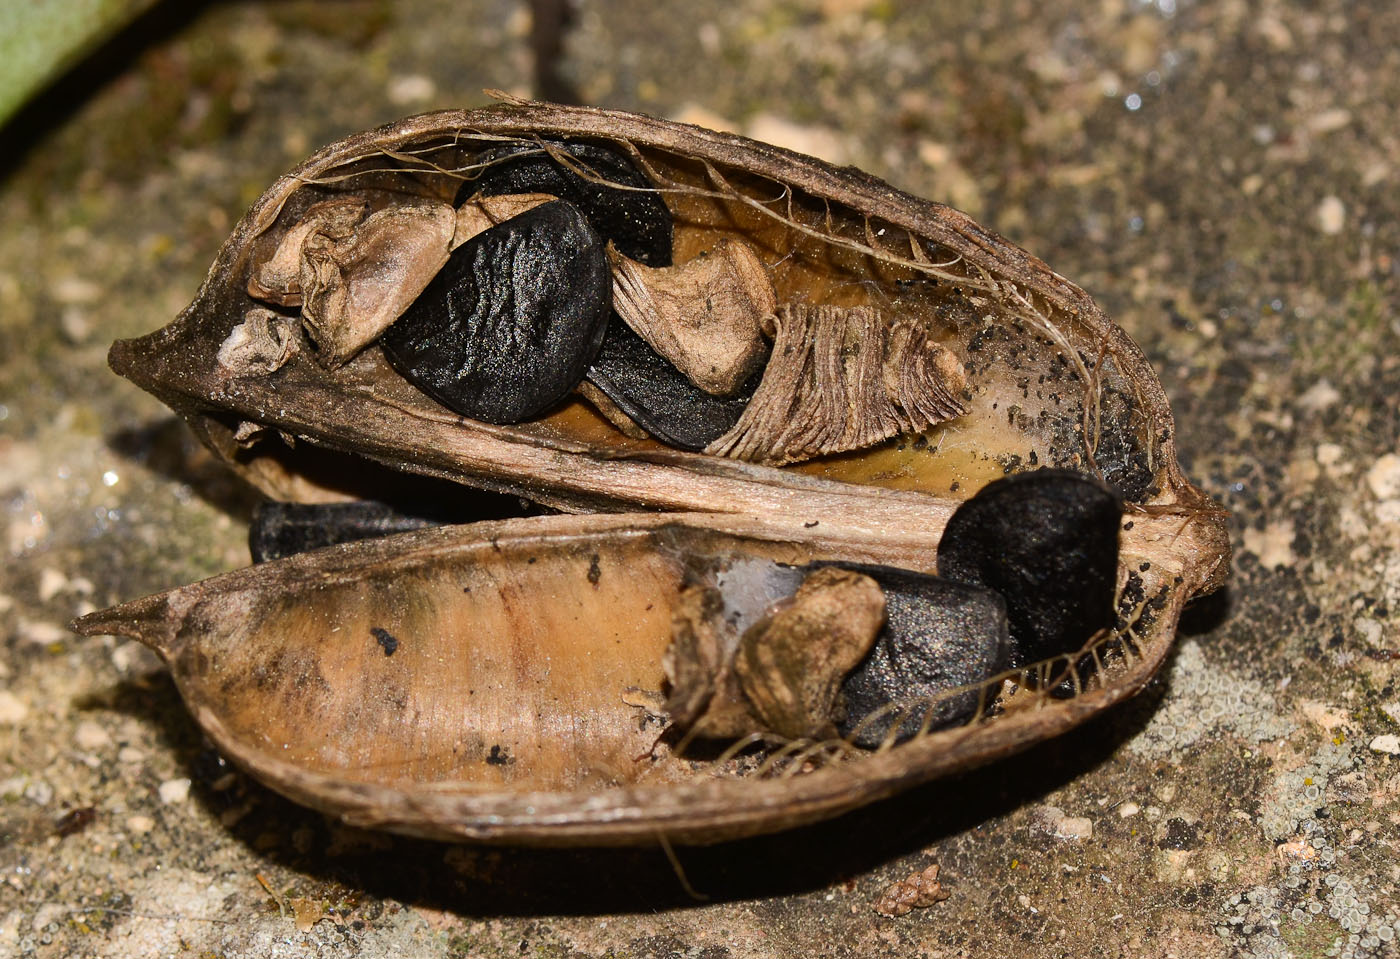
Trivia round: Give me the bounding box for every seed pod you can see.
[381,198,611,424]
[77,101,1229,846]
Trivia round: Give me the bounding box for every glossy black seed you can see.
[829,565,1010,747]
[936,469,1123,670]
[587,319,761,450]
[381,199,610,424]
[249,493,544,563]
[464,139,673,267]
[249,501,441,562]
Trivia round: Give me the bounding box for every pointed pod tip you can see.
[107,336,141,377]
[69,592,176,655]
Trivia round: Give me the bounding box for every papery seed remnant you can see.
[216,308,298,376]
[609,238,775,397]
[663,562,885,741]
[298,199,458,368]
[706,303,968,465]
[381,199,611,424]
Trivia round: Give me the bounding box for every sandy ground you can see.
[1,1,1397,957]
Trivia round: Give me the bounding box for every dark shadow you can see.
[1177,585,1233,638]
[105,416,551,533]
[108,417,264,523]
[87,663,1167,916]
[0,0,211,183]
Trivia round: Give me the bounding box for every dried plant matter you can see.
[873,863,950,917]
[707,303,968,464]
[609,238,775,397]
[76,101,1230,846]
[664,564,885,741]
[299,199,457,368]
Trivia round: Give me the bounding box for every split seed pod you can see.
[74,99,1229,846]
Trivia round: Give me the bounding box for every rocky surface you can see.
[2,1,1397,957]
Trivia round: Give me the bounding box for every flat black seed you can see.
[249,494,544,563]
[250,501,442,562]
[464,139,673,267]
[936,468,1123,671]
[825,564,1010,747]
[587,319,760,450]
[382,199,610,424]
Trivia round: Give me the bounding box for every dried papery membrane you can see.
[706,303,969,465]
[381,199,611,424]
[664,563,884,741]
[247,195,369,307]
[609,238,775,397]
[452,193,555,248]
[216,308,298,376]
[299,199,458,368]
[733,566,885,740]
[465,138,673,266]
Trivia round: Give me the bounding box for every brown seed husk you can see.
[247,195,369,307]
[705,303,968,465]
[733,566,885,740]
[300,199,457,368]
[663,566,885,742]
[609,238,776,396]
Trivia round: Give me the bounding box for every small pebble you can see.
[0,691,28,724]
[158,778,192,804]
[1316,195,1345,235]
[1369,734,1400,756]
[74,720,111,750]
[126,815,155,834]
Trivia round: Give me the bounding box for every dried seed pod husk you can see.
[299,198,458,368]
[80,100,1230,846]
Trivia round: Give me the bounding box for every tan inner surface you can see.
[179,535,687,791]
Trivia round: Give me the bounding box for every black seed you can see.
[587,319,760,450]
[382,199,611,424]
[936,468,1122,670]
[250,500,442,562]
[828,564,1010,747]
[464,139,673,266]
[251,497,530,563]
